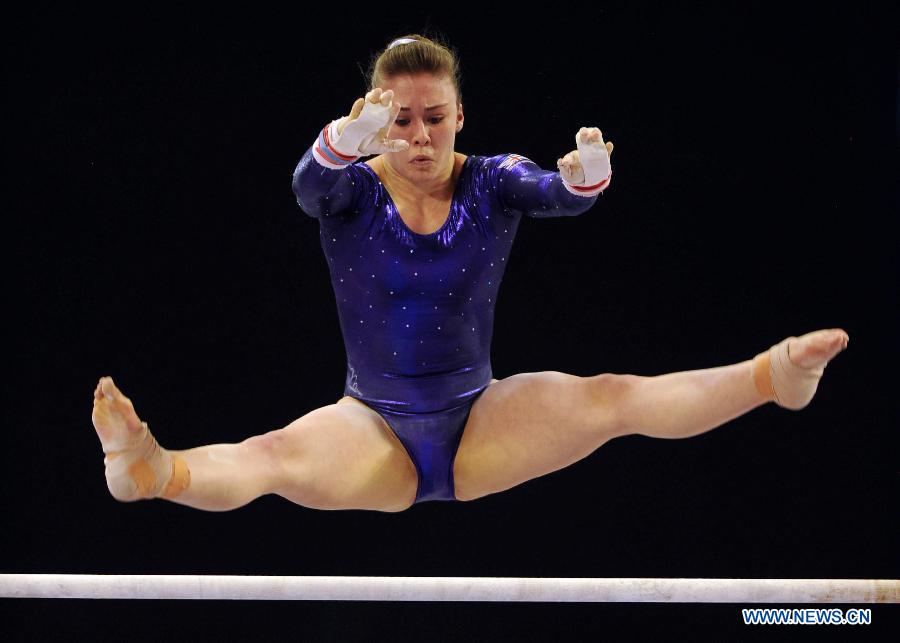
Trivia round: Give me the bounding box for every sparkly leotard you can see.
[292,146,600,502]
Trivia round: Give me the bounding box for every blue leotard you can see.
[292,146,600,502]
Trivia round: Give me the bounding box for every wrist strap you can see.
[312,120,360,169]
[562,169,612,197]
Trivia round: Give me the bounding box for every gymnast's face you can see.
[379,73,464,182]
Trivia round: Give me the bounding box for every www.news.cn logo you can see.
[742,608,872,625]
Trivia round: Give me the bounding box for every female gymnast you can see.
[91,35,849,512]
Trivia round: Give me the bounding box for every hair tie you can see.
[388,37,418,49]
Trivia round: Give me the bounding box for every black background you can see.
[4,2,897,640]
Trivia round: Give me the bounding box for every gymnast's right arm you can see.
[292,89,408,218]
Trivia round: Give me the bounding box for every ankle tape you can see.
[104,422,191,500]
[752,337,825,411]
[162,455,191,499]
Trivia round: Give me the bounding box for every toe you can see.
[101,377,121,402]
[826,330,848,351]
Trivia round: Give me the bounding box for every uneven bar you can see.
[1,575,897,602]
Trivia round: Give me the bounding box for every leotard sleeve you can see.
[488,153,600,218]
[291,146,377,219]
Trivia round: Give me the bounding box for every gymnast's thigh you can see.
[265,396,418,512]
[453,371,624,502]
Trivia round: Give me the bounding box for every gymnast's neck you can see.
[365,152,468,205]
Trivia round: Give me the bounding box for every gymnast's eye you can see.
[394,117,445,126]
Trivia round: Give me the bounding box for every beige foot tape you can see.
[752,336,825,410]
[104,422,191,501]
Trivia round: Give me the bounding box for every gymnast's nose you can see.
[411,119,431,147]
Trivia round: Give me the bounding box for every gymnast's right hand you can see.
[332,88,409,157]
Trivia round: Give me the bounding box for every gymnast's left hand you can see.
[557,127,614,186]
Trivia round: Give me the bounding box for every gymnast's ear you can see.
[456,103,464,133]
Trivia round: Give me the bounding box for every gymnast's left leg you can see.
[453,328,848,501]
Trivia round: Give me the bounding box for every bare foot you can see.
[753,328,850,410]
[787,329,849,370]
[91,377,145,453]
[91,377,188,501]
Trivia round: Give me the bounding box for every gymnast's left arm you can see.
[497,127,613,218]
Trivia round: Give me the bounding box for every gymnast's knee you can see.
[240,431,292,494]
[585,372,641,436]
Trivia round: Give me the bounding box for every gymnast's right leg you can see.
[91,377,418,513]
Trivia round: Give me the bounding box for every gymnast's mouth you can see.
[411,155,434,163]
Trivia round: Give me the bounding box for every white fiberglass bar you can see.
[1,575,897,603]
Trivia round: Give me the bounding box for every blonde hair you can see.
[368,34,463,105]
